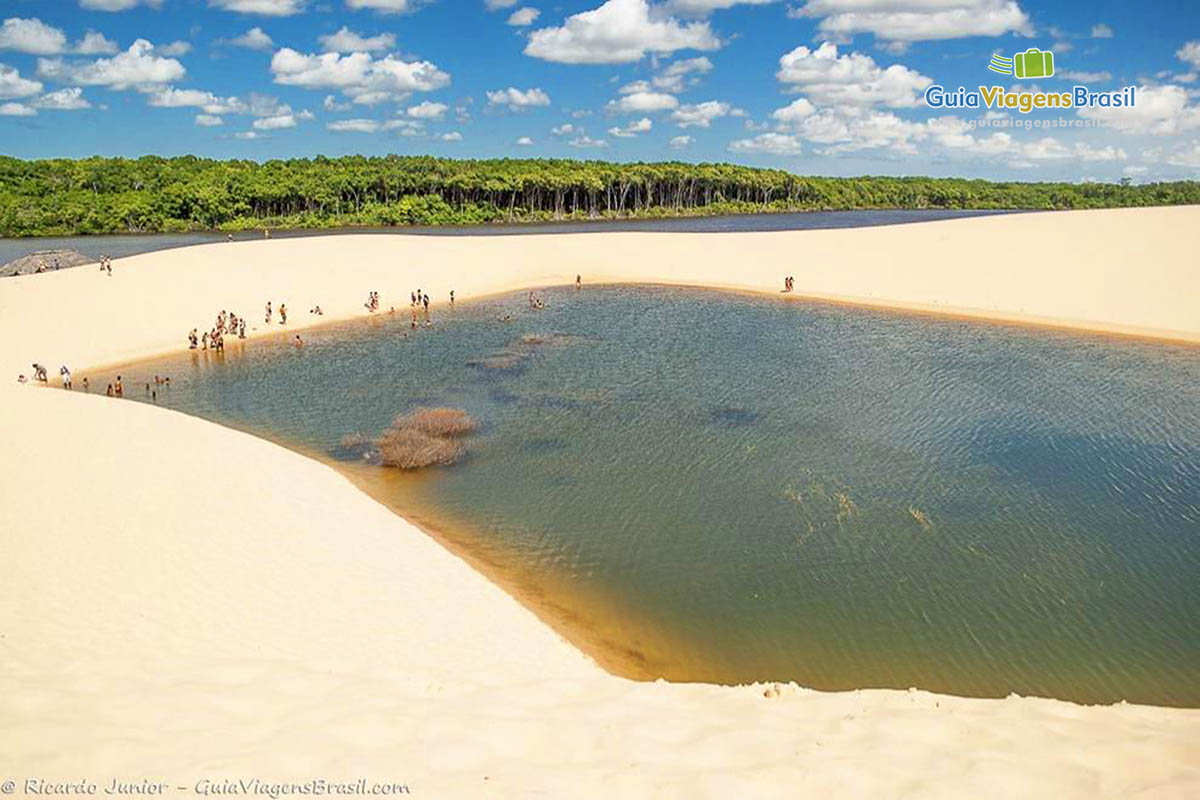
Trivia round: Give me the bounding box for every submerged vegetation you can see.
[377,407,478,470]
[2,154,1198,236]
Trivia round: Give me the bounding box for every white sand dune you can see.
[2,208,1199,798]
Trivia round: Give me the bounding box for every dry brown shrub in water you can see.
[377,427,465,469]
[395,407,478,438]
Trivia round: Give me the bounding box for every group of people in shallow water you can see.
[21,362,172,401]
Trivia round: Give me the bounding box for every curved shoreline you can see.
[3,208,1200,796]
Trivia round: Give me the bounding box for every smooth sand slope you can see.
[2,208,1199,798]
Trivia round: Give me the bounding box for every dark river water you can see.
[0,209,1015,266]
[107,285,1200,706]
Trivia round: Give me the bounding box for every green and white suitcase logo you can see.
[988,48,1055,79]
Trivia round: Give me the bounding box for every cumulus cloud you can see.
[270,48,450,104]
[0,101,35,115]
[1178,41,1200,70]
[319,26,396,52]
[653,55,712,91]
[608,116,652,136]
[146,86,249,114]
[515,135,534,144]
[551,122,577,135]
[1077,84,1200,136]
[226,27,275,50]
[776,42,932,108]
[671,99,729,127]
[406,99,447,118]
[791,0,1031,45]
[606,89,678,112]
[508,8,541,26]
[569,134,607,147]
[662,0,777,15]
[525,0,720,64]
[195,113,224,126]
[0,18,69,55]
[0,64,43,98]
[80,0,163,9]
[486,86,551,109]
[441,130,462,140]
[729,131,804,155]
[668,134,692,147]
[76,31,120,55]
[209,0,305,14]
[344,0,419,12]
[38,39,186,90]
[34,87,92,110]
[327,117,380,132]
[156,41,192,57]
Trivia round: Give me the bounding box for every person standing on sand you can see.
[60,366,71,390]
[422,293,430,320]
[265,301,272,324]
[114,376,123,397]
[449,290,454,306]
[279,304,287,324]
[82,377,89,392]
[239,319,246,338]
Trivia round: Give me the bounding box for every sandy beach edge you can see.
[2,207,1199,798]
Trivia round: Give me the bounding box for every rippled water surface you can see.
[114,286,1200,706]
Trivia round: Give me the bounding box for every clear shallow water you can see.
[0,209,1013,265]
[110,286,1200,706]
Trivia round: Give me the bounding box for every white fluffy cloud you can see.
[729,131,804,155]
[79,0,164,9]
[508,8,541,26]
[441,130,462,140]
[668,134,692,147]
[1077,84,1200,136]
[327,118,381,132]
[551,123,577,135]
[525,0,720,64]
[209,0,305,15]
[146,86,249,114]
[662,0,777,15]
[1090,23,1114,39]
[486,86,551,109]
[485,0,519,8]
[606,90,678,112]
[76,32,120,55]
[270,48,450,104]
[228,27,275,50]
[319,26,397,52]
[569,134,608,147]
[0,18,69,55]
[608,116,652,136]
[1178,41,1200,70]
[653,55,712,91]
[0,64,43,98]
[776,42,932,108]
[1144,140,1200,170]
[195,113,224,126]
[406,99,447,118]
[35,87,92,110]
[344,0,418,12]
[671,99,729,127]
[515,135,534,144]
[156,41,192,57]
[0,101,35,115]
[38,40,186,89]
[792,0,1031,45]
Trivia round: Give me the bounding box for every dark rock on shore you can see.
[1,249,94,277]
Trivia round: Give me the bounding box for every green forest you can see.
[1,154,1197,237]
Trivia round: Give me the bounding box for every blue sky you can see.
[1,0,1198,181]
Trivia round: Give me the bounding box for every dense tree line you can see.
[0,154,1196,236]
